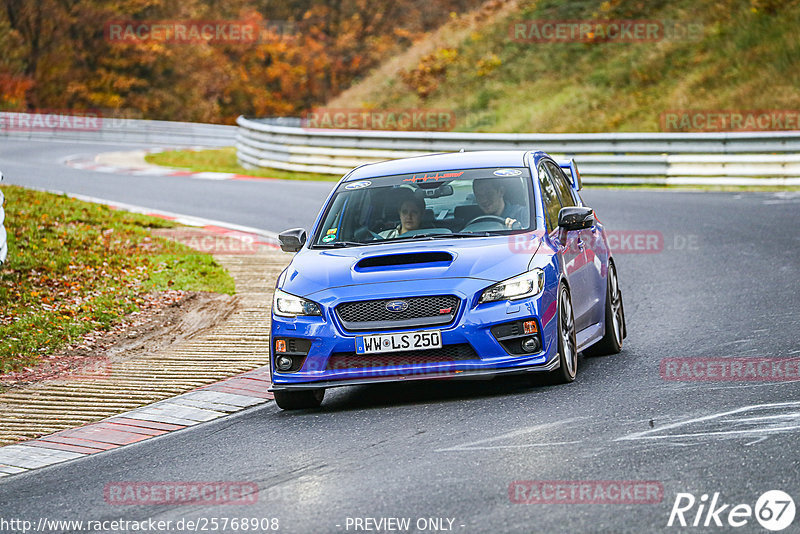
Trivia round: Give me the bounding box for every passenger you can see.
[472,178,527,229]
[380,192,425,239]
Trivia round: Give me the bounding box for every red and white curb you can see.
[62,149,273,182]
[0,368,273,477]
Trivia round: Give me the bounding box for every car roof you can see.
[343,150,533,181]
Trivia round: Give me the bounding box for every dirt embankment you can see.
[1,291,237,389]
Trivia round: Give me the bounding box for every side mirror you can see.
[278,228,307,253]
[558,206,594,231]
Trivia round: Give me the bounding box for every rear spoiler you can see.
[558,159,582,191]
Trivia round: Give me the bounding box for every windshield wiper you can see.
[446,232,493,238]
[392,232,491,242]
[314,241,367,248]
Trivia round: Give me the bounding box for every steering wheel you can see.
[353,226,383,241]
[464,215,521,230]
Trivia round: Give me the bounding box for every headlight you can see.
[479,269,545,304]
[273,289,322,317]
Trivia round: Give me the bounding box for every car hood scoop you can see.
[281,234,543,297]
[355,251,453,271]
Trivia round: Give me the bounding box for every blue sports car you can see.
[269,150,626,409]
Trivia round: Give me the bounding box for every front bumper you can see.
[269,360,561,391]
[269,278,559,390]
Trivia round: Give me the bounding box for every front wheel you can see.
[273,388,325,410]
[546,283,578,385]
[583,261,626,357]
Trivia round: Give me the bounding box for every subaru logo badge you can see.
[345,180,372,190]
[385,300,408,312]
[493,169,522,176]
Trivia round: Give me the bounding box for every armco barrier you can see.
[3,112,797,185]
[0,112,235,147]
[236,116,800,185]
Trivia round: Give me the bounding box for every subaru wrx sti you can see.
[269,151,626,409]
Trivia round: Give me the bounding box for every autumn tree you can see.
[0,0,486,122]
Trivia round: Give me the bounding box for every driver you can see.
[380,191,425,239]
[472,178,527,229]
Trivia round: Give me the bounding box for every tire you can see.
[546,283,578,385]
[583,261,626,357]
[273,388,325,410]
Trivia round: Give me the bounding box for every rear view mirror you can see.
[278,228,307,252]
[423,185,454,198]
[558,206,594,231]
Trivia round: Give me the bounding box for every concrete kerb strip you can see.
[0,369,274,477]
[0,194,292,480]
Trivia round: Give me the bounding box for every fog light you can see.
[521,337,540,353]
[276,355,293,371]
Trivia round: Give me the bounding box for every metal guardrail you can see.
[236,116,800,185]
[0,112,236,147]
[0,171,7,264]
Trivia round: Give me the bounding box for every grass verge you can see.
[146,147,339,182]
[584,184,800,192]
[0,186,235,374]
[328,0,800,134]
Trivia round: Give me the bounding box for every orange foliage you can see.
[0,0,484,122]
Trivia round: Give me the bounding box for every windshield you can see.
[313,167,535,247]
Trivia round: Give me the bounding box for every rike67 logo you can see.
[668,490,796,531]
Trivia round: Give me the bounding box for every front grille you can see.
[336,295,460,332]
[326,343,478,370]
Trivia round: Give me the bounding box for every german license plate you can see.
[356,330,442,354]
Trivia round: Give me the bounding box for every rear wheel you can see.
[273,389,325,410]
[583,261,625,357]
[547,284,578,385]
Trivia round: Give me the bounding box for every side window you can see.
[537,165,561,232]
[546,161,576,208]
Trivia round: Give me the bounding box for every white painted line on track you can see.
[616,401,800,442]
[436,419,585,452]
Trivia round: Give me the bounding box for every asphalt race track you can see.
[1,139,799,532]
[0,140,332,232]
